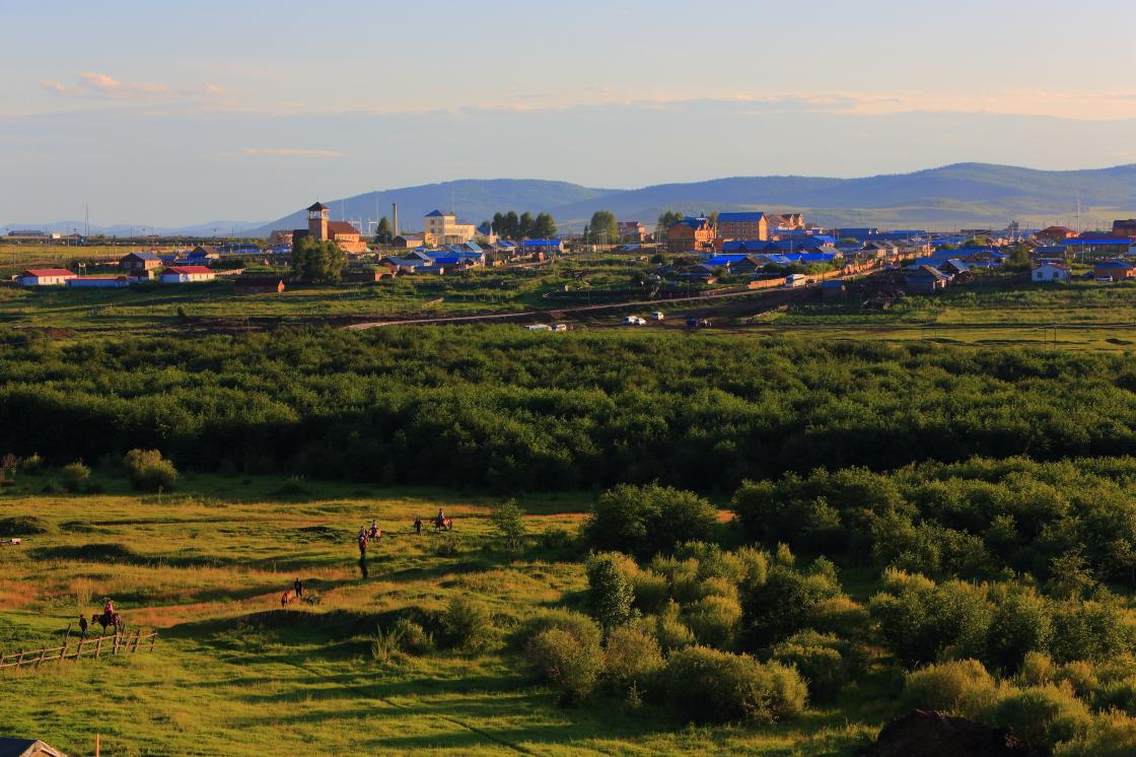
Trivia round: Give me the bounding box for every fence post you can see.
[95,637,103,658]
[150,632,158,652]
[76,639,84,660]
[59,641,67,662]
[34,646,48,668]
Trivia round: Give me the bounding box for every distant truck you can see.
[624,315,647,326]
[784,274,809,288]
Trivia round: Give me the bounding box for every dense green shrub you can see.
[628,569,669,614]
[683,594,742,648]
[770,630,853,703]
[901,659,1000,720]
[654,601,695,653]
[60,461,90,492]
[583,483,717,560]
[604,624,664,689]
[519,609,602,652]
[991,685,1093,750]
[741,559,843,650]
[870,571,993,667]
[526,628,604,704]
[662,646,807,724]
[490,499,526,551]
[441,597,494,652]
[585,553,636,632]
[123,449,178,492]
[1056,710,1136,757]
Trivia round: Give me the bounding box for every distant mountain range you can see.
[10,163,1136,237]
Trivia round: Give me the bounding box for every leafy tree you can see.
[519,212,534,239]
[533,212,557,239]
[491,499,526,552]
[587,211,619,244]
[291,236,346,284]
[584,483,717,560]
[375,217,393,244]
[586,553,635,633]
[657,210,684,229]
[504,211,520,240]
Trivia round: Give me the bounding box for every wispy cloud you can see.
[42,71,170,99]
[238,147,343,158]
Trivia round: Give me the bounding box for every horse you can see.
[280,590,297,607]
[433,517,453,532]
[91,611,124,635]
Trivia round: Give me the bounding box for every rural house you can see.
[1093,259,1136,282]
[119,251,162,273]
[618,221,648,242]
[17,268,76,287]
[902,265,950,293]
[0,737,67,757]
[160,266,216,284]
[423,210,478,246]
[1032,262,1070,283]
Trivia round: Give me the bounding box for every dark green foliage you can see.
[740,560,843,650]
[661,646,808,724]
[585,553,635,632]
[123,449,178,492]
[291,236,345,283]
[604,624,664,690]
[10,330,1136,496]
[440,597,494,652]
[583,483,716,560]
[735,457,1136,586]
[490,499,526,551]
[526,628,604,703]
[770,630,857,703]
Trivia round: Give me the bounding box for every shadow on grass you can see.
[30,542,242,569]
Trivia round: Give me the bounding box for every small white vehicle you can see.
[526,323,552,332]
[623,315,647,326]
[552,323,569,332]
[651,311,665,321]
[784,274,808,288]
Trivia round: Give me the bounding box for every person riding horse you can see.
[368,520,381,541]
[434,509,446,529]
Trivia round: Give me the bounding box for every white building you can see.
[1032,263,1070,283]
[423,210,477,246]
[17,268,76,286]
[160,265,216,284]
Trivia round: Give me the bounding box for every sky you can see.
[3,0,1136,227]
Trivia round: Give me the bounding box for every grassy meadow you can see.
[0,472,877,756]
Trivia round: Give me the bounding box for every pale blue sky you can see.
[3,0,1136,225]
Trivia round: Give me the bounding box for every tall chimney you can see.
[392,203,399,237]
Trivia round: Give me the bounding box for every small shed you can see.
[234,274,286,293]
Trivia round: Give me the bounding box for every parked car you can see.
[623,315,646,326]
[651,311,665,321]
[551,323,569,332]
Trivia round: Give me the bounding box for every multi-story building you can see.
[423,210,478,246]
[667,217,716,252]
[618,220,648,242]
[292,202,369,254]
[717,212,769,242]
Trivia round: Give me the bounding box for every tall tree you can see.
[533,212,557,239]
[375,217,393,244]
[492,212,505,235]
[519,211,535,239]
[504,211,520,240]
[657,210,685,240]
[291,236,346,283]
[588,210,619,244]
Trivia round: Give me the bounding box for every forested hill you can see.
[4,327,1136,492]
[249,163,1136,235]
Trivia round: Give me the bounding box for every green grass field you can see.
[0,474,878,755]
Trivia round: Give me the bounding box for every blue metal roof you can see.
[425,209,445,217]
[718,212,767,223]
[522,239,562,248]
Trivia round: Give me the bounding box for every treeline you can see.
[4,328,1136,490]
[490,211,556,240]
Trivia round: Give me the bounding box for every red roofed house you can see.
[1035,226,1076,244]
[160,266,216,284]
[18,268,77,287]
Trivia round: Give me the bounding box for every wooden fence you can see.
[0,629,157,672]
